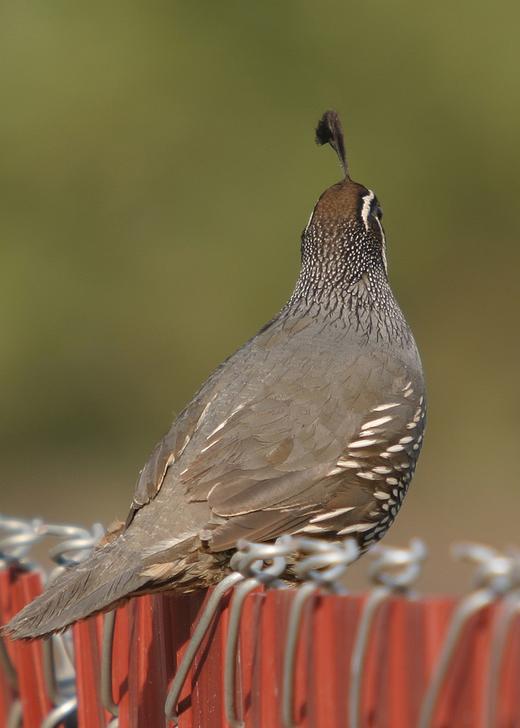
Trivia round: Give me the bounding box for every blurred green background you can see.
[1,2,519,592]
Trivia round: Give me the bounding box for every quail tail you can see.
[3,540,148,639]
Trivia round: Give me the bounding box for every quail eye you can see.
[374,205,383,221]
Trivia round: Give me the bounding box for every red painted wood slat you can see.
[5,581,520,727]
[10,571,51,728]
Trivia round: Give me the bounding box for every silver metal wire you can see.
[418,543,516,728]
[485,549,520,727]
[42,639,60,706]
[281,537,360,728]
[485,588,520,727]
[166,535,301,726]
[229,535,295,582]
[101,610,119,722]
[164,572,244,726]
[0,515,103,576]
[224,578,266,728]
[0,516,44,568]
[40,696,77,728]
[46,522,104,725]
[349,539,427,728]
[6,700,22,728]
[281,581,318,728]
[368,537,427,591]
[166,535,360,727]
[0,515,103,728]
[224,537,291,728]
[292,537,359,589]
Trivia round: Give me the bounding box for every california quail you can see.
[6,110,425,639]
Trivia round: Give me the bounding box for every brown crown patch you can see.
[313,178,370,223]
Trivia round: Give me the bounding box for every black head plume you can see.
[315,110,349,179]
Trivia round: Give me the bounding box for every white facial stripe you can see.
[375,216,388,274]
[360,190,374,231]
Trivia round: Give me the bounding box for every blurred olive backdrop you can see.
[1,2,519,591]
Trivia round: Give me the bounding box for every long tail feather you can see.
[3,540,147,639]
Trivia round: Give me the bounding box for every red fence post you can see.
[234,588,264,727]
[0,568,19,726]
[10,570,51,727]
[125,592,205,728]
[495,610,520,727]
[434,603,498,728]
[190,589,231,728]
[73,615,110,728]
[5,571,520,728]
[309,593,364,728]
[111,603,131,727]
[257,589,292,728]
[387,597,430,727]
[419,597,502,728]
[127,595,165,728]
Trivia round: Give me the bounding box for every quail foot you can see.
[5,110,425,639]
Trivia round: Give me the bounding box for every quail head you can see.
[6,110,425,639]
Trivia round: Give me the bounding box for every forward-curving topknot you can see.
[315,110,349,179]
